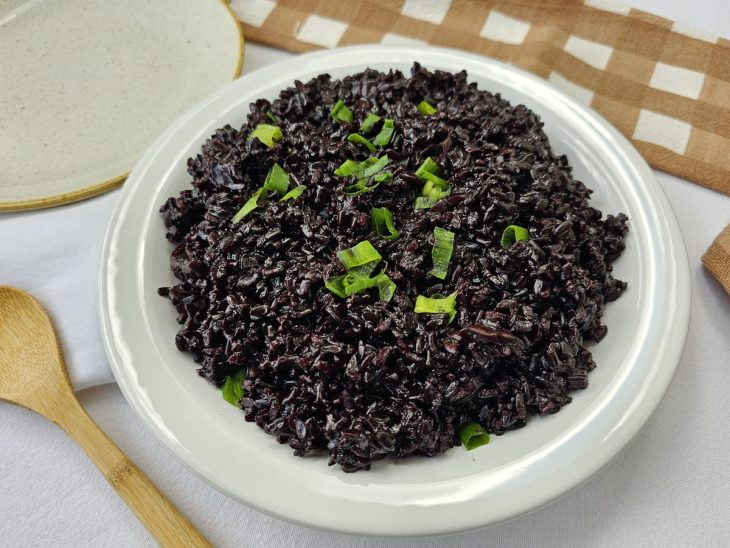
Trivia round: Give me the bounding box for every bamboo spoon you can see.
[0,286,210,547]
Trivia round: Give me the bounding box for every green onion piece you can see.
[420,171,449,192]
[337,240,382,274]
[263,162,290,194]
[359,155,389,179]
[429,227,455,280]
[347,133,376,152]
[330,99,353,123]
[334,155,389,178]
[371,207,400,240]
[417,100,437,116]
[232,164,289,223]
[414,187,450,210]
[415,157,443,178]
[344,172,392,196]
[372,118,395,147]
[280,185,306,201]
[376,273,396,302]
[334,159,366,177]
[324,275,348,298]
[222,370,245,407]
[360,113,381,133]
[458,422,490,450]
[414,291,458,324]
[501,224,530,249]
[414,196,437,210]
[249,124,282,148]
[232,188,262,223]
[266,111,280,123]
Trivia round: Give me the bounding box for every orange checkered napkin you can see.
[230,0,730,289]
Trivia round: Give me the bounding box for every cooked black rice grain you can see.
[159,64,628,472]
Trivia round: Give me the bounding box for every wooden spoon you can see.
[0,286,210,547]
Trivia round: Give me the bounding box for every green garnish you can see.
[266,111,280,123]
[417,100,437,116]
[360,113,381,133]
[458,422,490,450]
[280,185,306,201]
[347,133,376,152]
[415,157,442,178]
[249,124,282,148]
[371,207,400,240]
[232,163,290,223]
[372,118,395,147]
[414,157,450,209]
[429,227,455,280]
[337,240,382,273]
[345,172,392,196]
[501,224,530,249]
[330,99,353,123]
[222,370,245,407]
[262,162,290,194]
[325,241,396,301]
[231,189,263,224]
[414,291,458,324]
[335,155,391,196]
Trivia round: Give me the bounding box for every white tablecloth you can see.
[2,1,730,545]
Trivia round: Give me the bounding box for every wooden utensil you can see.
[0,286,210,547]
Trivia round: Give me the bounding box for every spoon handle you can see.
[50,393,211,547]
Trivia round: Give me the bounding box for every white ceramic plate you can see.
[100,46,691,537]
[0,0,243,211]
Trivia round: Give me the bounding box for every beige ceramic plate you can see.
[0,0,243,211]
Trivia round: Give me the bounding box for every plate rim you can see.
[0,0,244,212]
[99,44,691,537]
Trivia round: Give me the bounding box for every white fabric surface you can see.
[2,0,730,543]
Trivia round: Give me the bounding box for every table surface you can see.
[2,1,730,546]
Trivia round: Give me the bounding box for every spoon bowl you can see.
[0,286,210,546]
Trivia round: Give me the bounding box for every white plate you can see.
[0,0,242,211]
[100,46,691,537]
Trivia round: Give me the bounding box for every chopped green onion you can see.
[458,422,490,450]
[414,291,458,324]
[360,113,381,133]
[336,155,391,196]
[280,185,306,201]
[263,162,290,194]
[359,155,389,178]
[371,207,400,240]
[249,124,282,148]
[232,188,262,223]
[232,163,290,223]
[501,224,530,249]
[416,184,451,210]
[372,118,395,147]
[330,99,353,123]
[344,171,392,196]
[414,157,450,209]
[222,370,245,407]
[324,275,348,298]
[417,100,437,116]
[347,133,376,152]
[337,240,382,274]
[415,157,442,178]
[429,227,455,280]
[266,111,280,123]
[325,241,396,301]
[334,159,366,177]
[334,155,389,178]
[376,274,396,301]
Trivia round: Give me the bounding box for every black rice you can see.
[158,64,628,472]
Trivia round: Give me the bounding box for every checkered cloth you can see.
[230,0,730,290]
[232,0,730,195]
